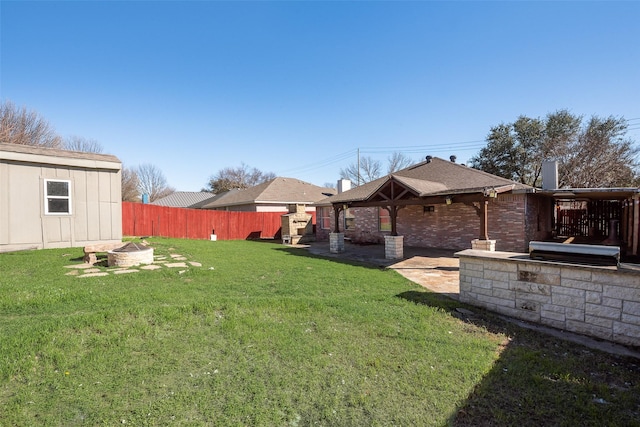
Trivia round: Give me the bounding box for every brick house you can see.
[201,177,335,212]
[315,156,553,253]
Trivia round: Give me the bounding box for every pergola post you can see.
[479,199,489,240]
[472,199,495,251]
[384,204,403,259]
[330,204,345,253]
[333,205,342,233]
[390,205,398,236]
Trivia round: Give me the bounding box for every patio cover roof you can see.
[318,156,533,206]
[537,187,640,200]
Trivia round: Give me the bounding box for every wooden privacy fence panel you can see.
[122,202,301,240]
[556,200,622,239]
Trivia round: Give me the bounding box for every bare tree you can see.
[137,163,175,202]
[205,163,276,193]
[559,116,638,188]
[323,182,337,190]
[0,100,62,148]
[121,165,141,202]
[64,135,104,153]
[387,151,414,173]
[340,156,382,186]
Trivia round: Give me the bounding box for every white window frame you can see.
[379,207,391,232]
[44,179,72,215]
[318,207,331,230]
[344,208,355,230]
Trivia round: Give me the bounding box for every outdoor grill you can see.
[529,241,620,266]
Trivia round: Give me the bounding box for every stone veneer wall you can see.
[457,249,640,347]
[316,193,540,253]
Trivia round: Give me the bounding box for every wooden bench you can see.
[83,242,125,264]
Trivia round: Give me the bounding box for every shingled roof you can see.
[201,177,336,209]
[319,157,533,205]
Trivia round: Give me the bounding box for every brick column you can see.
[385,235,404,259]
[471,239,496,251]
[330,232,345,253]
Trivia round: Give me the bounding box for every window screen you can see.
[44,179,71,214]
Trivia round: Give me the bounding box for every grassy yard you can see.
[1,238,638,426]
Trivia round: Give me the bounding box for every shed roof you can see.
[0,142,121,170]
[201,177,336,209]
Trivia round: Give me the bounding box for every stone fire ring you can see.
[107,242,154,267]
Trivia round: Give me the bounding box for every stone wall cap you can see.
[455,249,527,260]
[456,249,640,275]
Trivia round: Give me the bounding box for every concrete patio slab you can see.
[304,242,460,299]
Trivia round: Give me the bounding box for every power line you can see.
[279,118,640,179]
[360,143,485,156]
[279,138,490,174]
[278,149,357,175]
[358,140,486,151]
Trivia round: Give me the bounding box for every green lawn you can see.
[1,238,638,426]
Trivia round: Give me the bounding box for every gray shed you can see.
[0,142,122,252]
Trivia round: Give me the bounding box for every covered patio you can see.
[316,156,541,256]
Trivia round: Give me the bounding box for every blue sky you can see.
[2,1,639,191]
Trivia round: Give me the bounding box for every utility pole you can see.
[357,148,361,186]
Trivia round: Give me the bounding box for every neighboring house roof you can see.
[151,191,218,208]
[318,157,533,205]
[0,142,121,170]
[201,177,336,209]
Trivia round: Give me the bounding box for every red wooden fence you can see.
[122,202,313,240]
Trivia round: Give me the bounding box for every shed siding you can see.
[0,159,122,252]
[0,162,8,244]
[3,163,42,245]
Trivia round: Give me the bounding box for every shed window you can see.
[44,179,71,215]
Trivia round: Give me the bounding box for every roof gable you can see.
[321,157,532,205]
[394,157,528,190]
[201,177,335,208]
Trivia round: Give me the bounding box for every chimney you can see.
[337,179,351,193]
[450,155,456,163]
[542,160,558,190]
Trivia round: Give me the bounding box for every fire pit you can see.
[107,242,154,267]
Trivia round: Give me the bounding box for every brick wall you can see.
[458,249,640,347]
[525,194,554,244]
[398,204,479,249]
[316,193,540,252]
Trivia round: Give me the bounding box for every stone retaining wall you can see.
[457,249,640,347]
